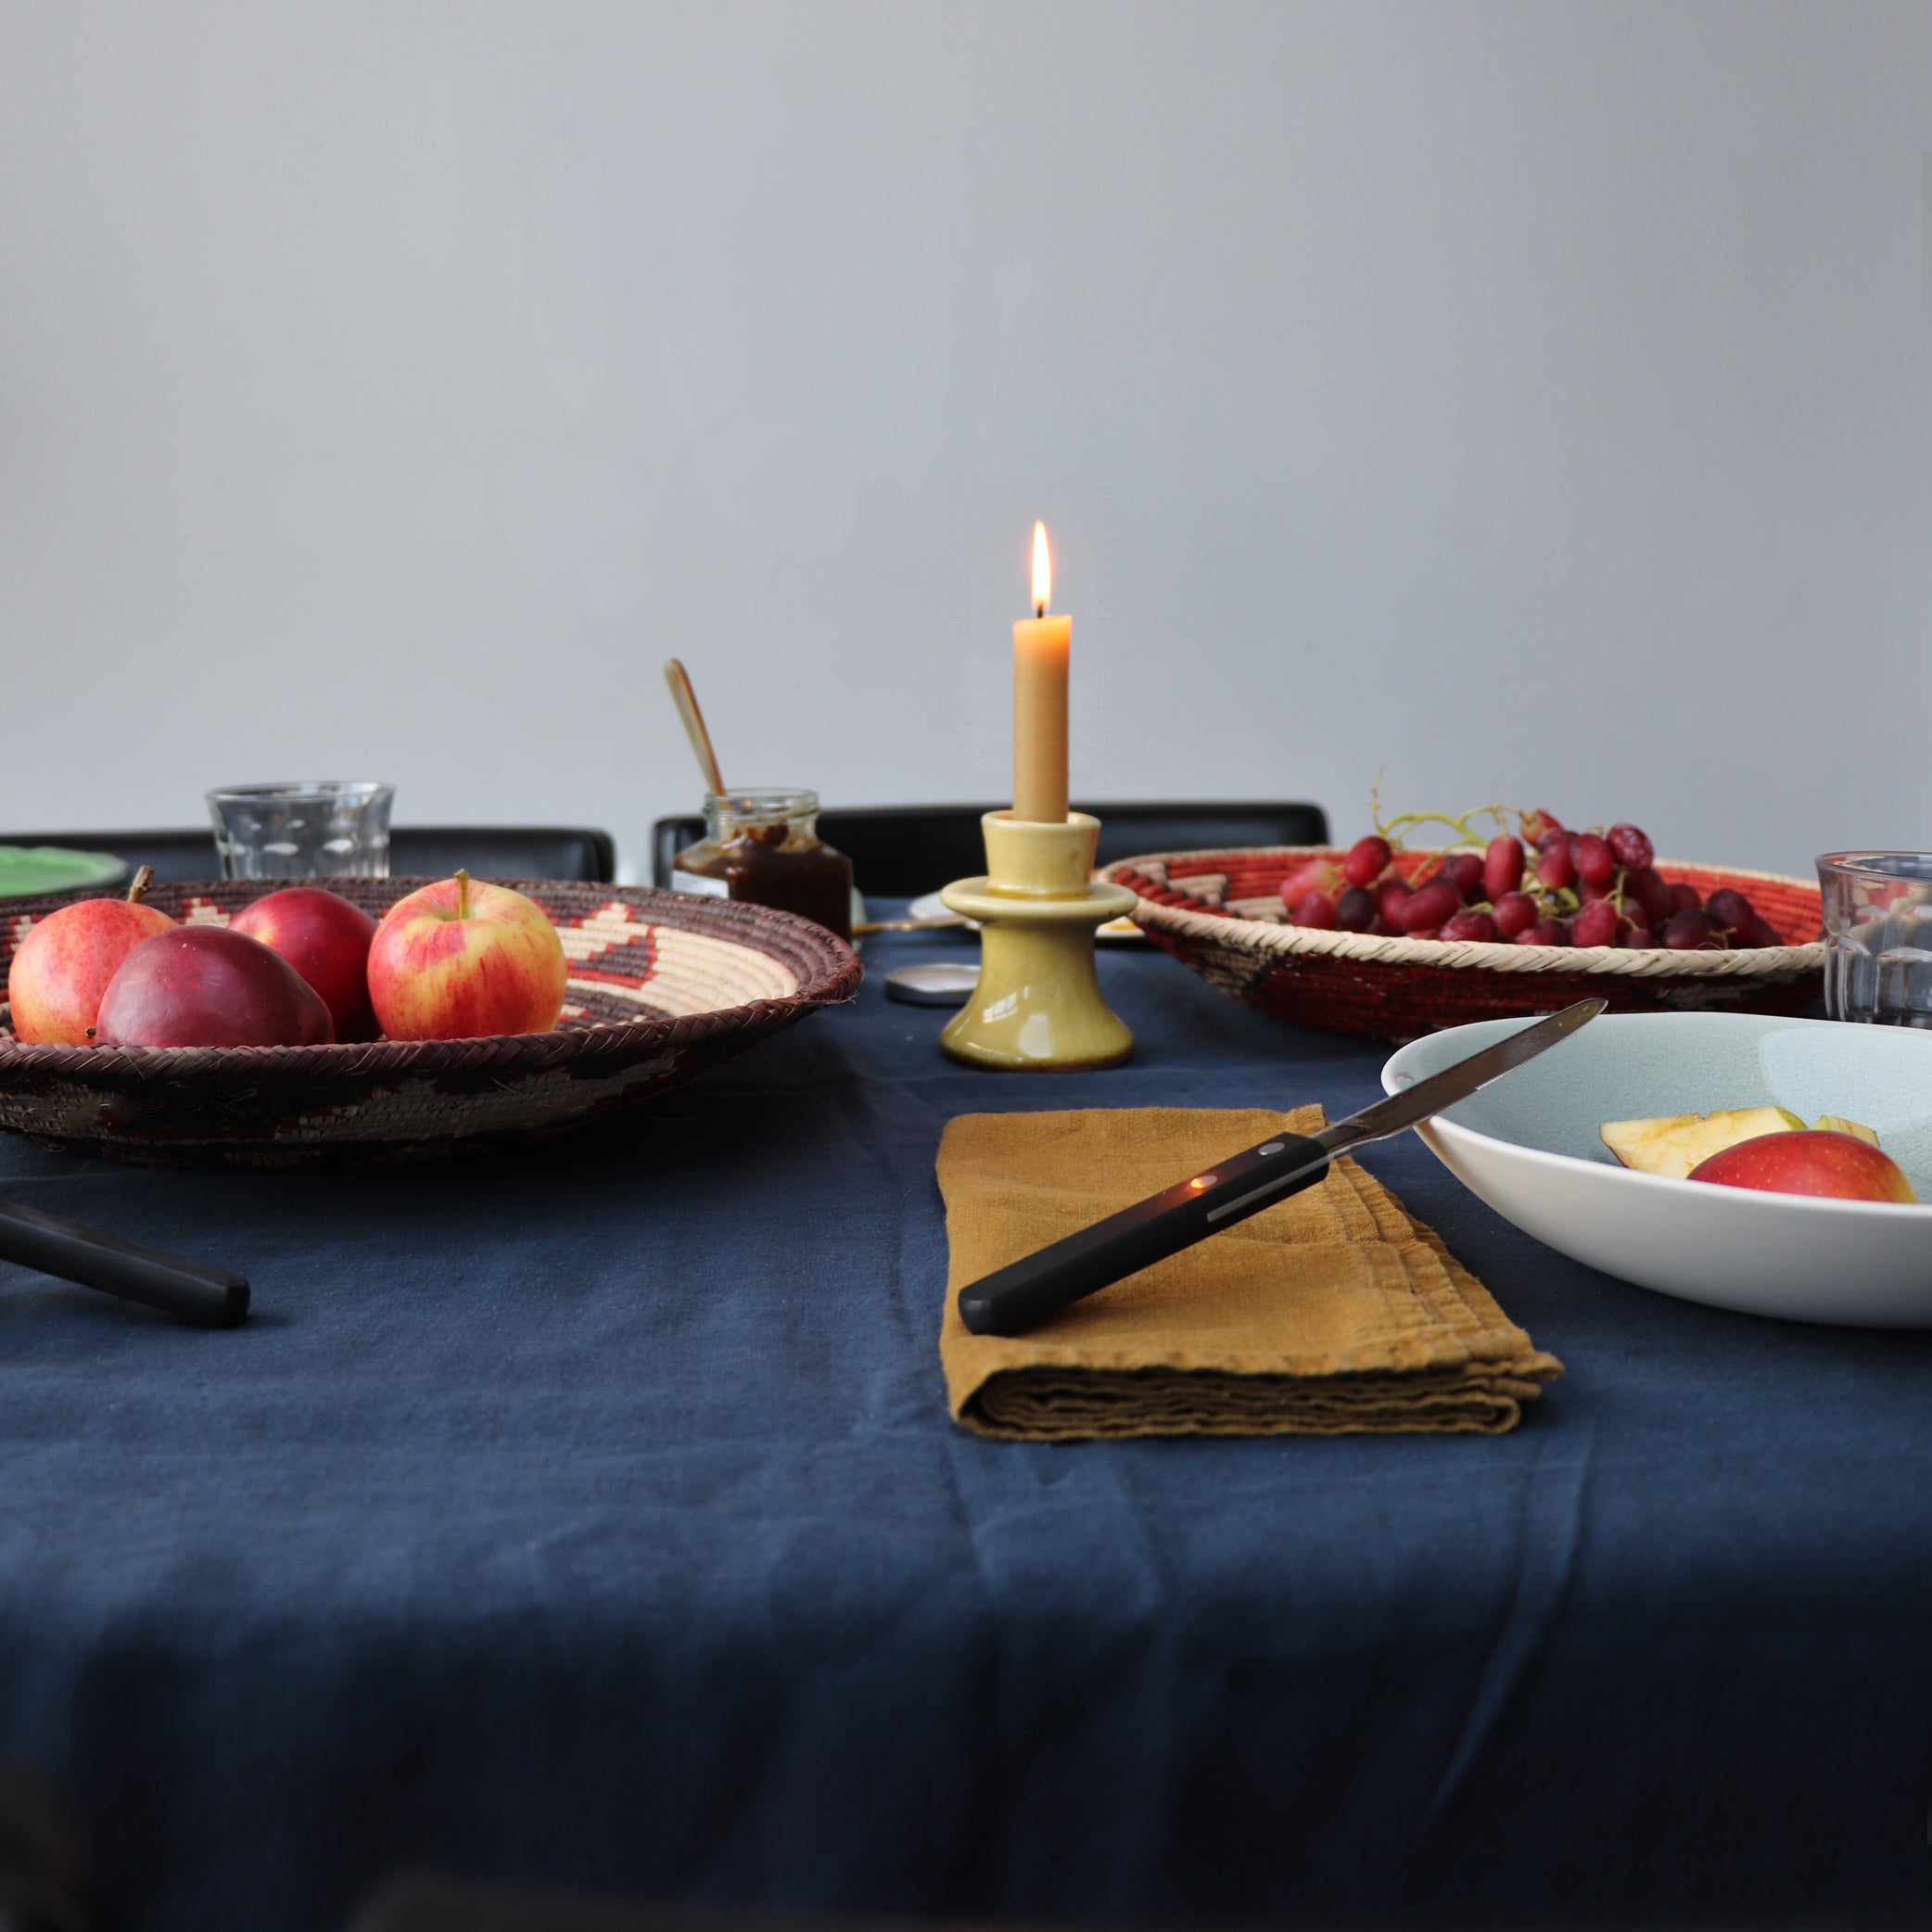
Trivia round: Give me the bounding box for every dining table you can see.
[2,909,1930,1932]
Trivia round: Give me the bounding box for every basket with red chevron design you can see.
[0,879,859,1167]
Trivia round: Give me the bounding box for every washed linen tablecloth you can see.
[2,914,1930,1930]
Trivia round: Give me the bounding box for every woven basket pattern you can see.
[1104,847,1824,1042]
[0,879,860,1167]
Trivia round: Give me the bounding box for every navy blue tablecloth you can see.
[3,922,1931,1931]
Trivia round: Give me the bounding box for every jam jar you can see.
[672,789,853,942]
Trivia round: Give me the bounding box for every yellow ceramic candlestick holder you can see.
[938,811,1136,1072]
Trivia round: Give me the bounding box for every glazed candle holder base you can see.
[938,811,1136,1072]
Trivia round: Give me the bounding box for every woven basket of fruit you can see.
[0,876,859,1168]
[1104,805,1823,1041]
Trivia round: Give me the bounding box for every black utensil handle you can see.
[956,1130,1332,1338]
[0,1201,249,1328]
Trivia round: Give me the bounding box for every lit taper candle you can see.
[1012,522,1071,823]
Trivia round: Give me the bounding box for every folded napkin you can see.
[938,1105,1561,1441]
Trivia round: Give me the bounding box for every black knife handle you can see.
[957,1130,1331,1338]
[0,1201,249,1328]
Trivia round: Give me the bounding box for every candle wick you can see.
[1036,601,1046,619]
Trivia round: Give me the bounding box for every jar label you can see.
[671,871,729,898]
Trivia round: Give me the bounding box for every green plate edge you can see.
[0,845,132,899]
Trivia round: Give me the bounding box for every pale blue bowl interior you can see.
[1387,1013,1932,1192]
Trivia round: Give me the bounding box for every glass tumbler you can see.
[207,782,395,880]
[1817,851,1932,1024]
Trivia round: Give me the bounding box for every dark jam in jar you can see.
[673,789,853,942]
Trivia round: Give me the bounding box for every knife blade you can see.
[955,998,1604,1338]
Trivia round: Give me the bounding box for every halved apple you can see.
[1690,1130,1915,1203]
[1599,1106,1804,1179]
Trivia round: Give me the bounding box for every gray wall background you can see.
[3,1,1926,881]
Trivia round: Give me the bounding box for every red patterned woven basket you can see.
[1102,847,1824,1042]
[0,879,860,1168]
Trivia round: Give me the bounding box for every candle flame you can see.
[1031,521,1052,616]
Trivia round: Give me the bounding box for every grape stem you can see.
[1371,803,1512,852]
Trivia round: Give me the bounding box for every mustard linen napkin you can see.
[938,1105,1561,1441]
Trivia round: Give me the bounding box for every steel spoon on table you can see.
[955,998,1605,1339]
[0,1201,249,1328]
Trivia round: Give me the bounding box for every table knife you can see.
[956,998,1604,1338]
[0,1201,249,1328]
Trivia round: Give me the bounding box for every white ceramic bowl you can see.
[1381,1011,1932,1327]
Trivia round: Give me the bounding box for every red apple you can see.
[5,868,176,1044]
[1687,1129,1917,1204]
[95,926,335,1048]
[367,870,567,1041]
[230,886,379,1043]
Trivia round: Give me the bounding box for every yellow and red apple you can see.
[368,871,567,1041]
[1687,1129,1917,1203]
[6,869,176,1044]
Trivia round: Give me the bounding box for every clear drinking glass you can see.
[207,782,395,879]
[1817,851,1932,1024]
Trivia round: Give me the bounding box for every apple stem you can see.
[125,865,155,906]
[455,868,471,921]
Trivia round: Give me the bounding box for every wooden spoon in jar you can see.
[663,658,727,799]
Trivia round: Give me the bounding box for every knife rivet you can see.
[1258,1142,1284,1155]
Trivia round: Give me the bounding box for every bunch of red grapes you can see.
[1278,807,1784,951]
